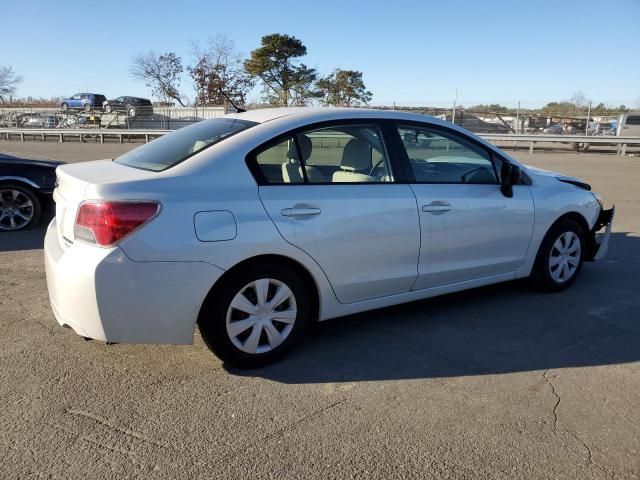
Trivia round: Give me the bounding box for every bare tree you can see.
[130,51,185,106]
[188,35,254,106]
[0,66,23,102]
[569,91,589,107]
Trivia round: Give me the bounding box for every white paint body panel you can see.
[410,183,534,289]
[43,107,607,344]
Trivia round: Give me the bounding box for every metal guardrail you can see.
[1,128,171,144]
[1,128,639,154]
[481,134,640,155]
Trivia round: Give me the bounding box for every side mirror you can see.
[500,163,522,198]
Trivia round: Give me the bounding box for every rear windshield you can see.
[114,118,257,171]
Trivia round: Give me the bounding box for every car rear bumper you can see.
[588,206,614,261]
[44,218,224,344]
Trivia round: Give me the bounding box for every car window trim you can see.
[390,120,502,185]
[246,118,405,186]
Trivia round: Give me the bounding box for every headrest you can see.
[341,139,371,171]
[286,134,313,162]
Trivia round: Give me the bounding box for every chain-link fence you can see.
[0,100,637,138]
[0,105,227,130]
[371,100,635,136]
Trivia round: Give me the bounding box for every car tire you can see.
[198,263,311,368]
[128,107,136,117]
[104,105,112,113]
[60,103,68,112]
[0,183,42,232]
[83,103,92,113]
[529,218,585,292]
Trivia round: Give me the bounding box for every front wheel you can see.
[530,218,585,292]
[198,263,311,368]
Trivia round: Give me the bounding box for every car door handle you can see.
[422,201,451,213]
[281,207,321,217]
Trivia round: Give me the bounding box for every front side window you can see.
[397,125,497,184]
[115,118,257,171]
[253,124,392,184]
[626,115,640,126]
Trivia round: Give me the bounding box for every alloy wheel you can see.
[225,278,297,355]
[548,231,581,283]
[0,189,34,231]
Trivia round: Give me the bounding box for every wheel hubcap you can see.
[0,189,34,231]
[226,278,297,355]
[549,231,581,283]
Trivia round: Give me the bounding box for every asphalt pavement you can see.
[0,142,638,479]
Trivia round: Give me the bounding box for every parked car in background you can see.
[617,111,640,136]
[60,93,107,113]
[542,123,564,134]
[0,155,63,231]
[103,96,153,117]
[19,114,45,128]
[44,107,613,367]
[446,112,511,133]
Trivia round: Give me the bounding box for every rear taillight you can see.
[74,201,160,247]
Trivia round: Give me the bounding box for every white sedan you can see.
[44,108,614,367]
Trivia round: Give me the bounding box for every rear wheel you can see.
[198,263,311,368]
[0,183,41,232]
[128,106,136,117]
[104,104,112,113]
[530,218,585,292]
[83,103,92,113]
[60,103,69,112]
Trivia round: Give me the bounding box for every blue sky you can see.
[3,0,639,107]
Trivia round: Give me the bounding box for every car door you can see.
[394,123,534,290]
[69,94,82,108]
[252,122,421,304]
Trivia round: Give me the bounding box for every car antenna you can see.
[219,89,246,113]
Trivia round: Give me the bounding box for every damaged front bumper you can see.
[587,206,614,261]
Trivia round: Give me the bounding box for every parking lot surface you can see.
[1,142,639,479]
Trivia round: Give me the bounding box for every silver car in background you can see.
[44,108,614,367]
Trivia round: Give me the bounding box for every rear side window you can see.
[626,116,640,126]
[115,118,257,171]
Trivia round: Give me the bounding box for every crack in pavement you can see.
[543,369,561,433]
[543,370,616,479]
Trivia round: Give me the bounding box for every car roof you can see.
[225,106,452,126]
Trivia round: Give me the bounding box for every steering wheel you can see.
[369,159,385,177]
[460,166,487,183]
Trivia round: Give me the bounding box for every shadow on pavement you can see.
[230,232,640,383]
[0,212,52,252]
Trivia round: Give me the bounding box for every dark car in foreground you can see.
[0,156,62,231]
[60,93,107,113]
[103,96,153,117]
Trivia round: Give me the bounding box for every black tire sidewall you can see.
[532,219,585,291]
[0,183,42,231]
[198,263,311,368]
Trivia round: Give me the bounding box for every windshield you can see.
[114,118,257,171]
